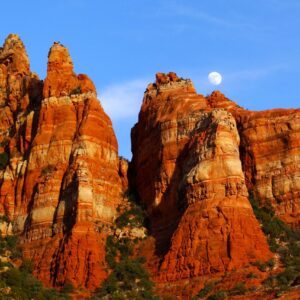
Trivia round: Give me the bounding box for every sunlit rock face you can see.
[43,42,96,98]
[234,109,300,228]
[132,73,273,297]
[206,91,300,229]
[1,34,300,299]
[0,34,42,218]
[0,35,124,289]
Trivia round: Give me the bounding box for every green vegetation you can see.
[116,189,150,231]
[193,282,247,300]
[41,164,56,176]
[0,228,71,299]
[0,234,22,260]
[251,259,275,272]
[0,152,9,170]
[116,203,146,229]
[94,255,158,299]
[90,189,158,299]
[249,194,300,293]
[70,86,82,95]
[228,282,247,296]
[207,291,226,300]
[60,282,75,294]
[192,283,214,299]
[193,192,300,298]
[0,266,71,299]
[246,272,258,279]
[0,139,9,148]
[91,233,158,299]
[0,214,10,223]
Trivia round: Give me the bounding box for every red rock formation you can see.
[0,34,42,218]
[132,73,273,297]
[235,109,300,228]
[20,42,124,289]
[43,42,96,98]
[205,92,300,228]
[0,35,124,289]
[118,158,129,191]
[1,35,300,299]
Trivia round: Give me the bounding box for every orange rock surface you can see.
[207,91,300,228]
[0,34,42,218]
[43,42,96,98]
[234,109,300,228]
[132,73,273,297]
[0,35,124,289]
[1,34,300,299]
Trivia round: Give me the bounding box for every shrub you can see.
[276,269,298,286]
[20,259,34,274]
[0,152,9,170]
[193,283,214,298]
[94,187,159,300]
[115,205,145,229]
[263,275,277,288]
[41,164,55,176]
[0,233,71,299]
[247,272,258,279]
[249,193,300,293]
[0,215,10,223]
[5,235,18,250]
[0,139,9,148]
[70,86,82,95]
[252,260,267,272]
[207,291,226,300]
[94,254,159,299]
[267,259,275,269]
[118,188,151,231]
[229,282,247,296]
[61,282,74,294]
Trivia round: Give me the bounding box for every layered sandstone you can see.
[20,43,124,289]
[1,34,300,299]
[205,92,300,228]
[132,73,273,297]
[0,35,124,289]
[0,34,42,218]
[43,42,96,98]
[235,109,300,228]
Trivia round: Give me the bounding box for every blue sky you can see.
[2,0,300,158]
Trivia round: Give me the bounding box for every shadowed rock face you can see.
[0,35,124,289]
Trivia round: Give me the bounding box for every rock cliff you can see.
[0,35,300,299]
[0,34,42,218]
[235,109,300,228]
[0,35,124,289]
[131,74,300,298]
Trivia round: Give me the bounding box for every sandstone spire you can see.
[0,35,124,289]
[0,33,30,74]
[43,42,96,98]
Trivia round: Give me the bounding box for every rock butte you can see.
[0,35,300,298]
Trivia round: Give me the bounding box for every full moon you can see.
[208,72,222,85]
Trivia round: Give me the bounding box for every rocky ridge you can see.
[0,36,300,299]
